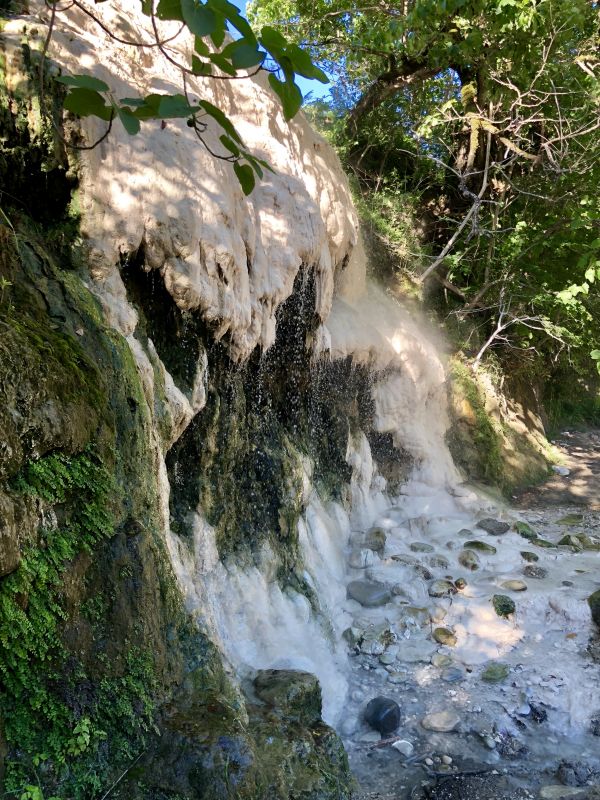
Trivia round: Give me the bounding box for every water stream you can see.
[162,278,600,797]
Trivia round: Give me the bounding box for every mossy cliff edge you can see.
[0,28,355,800]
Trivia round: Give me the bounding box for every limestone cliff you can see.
[0,3,363,797]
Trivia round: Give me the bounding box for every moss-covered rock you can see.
[588,590,600,628]
[446,359,551,493]
[254,670,322,726]
[493,594,516,617]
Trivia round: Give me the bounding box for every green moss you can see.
[0,449,122,796]
[446,358,551,494]
[447,359,504,486]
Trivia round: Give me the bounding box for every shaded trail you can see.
[517,429,600,510]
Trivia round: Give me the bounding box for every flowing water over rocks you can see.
[343,452,600,799]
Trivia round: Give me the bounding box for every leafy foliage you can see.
[47,0,327,194]
[252,0,600,415]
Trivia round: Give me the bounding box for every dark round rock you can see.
[364,696,401,735]
[477,518,510,536]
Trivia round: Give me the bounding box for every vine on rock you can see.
[40,0,327,194]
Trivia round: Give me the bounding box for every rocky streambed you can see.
[336,436,600,800]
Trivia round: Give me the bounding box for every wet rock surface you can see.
[477,518,511,535]
[253,669,322,725]
[345,429,600,800]
[347,580,393,607]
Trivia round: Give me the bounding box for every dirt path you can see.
[516,428,600,510]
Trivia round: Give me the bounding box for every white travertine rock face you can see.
[18,1,358,361]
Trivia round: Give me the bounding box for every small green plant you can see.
[0,447,157,797]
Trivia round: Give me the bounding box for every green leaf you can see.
[198,99,243,142]
[267,74,302,120]
[192,56,213,75]
[56,74,110,92]
[156,0,184,20]
[116,105,141,135]
[209,52,238,76]
[63,88,113,121]
[591,350,600,360]
[222,40,265,69]
[234,161,255,195]
[244,153,263,178]
[156,93,199,118]
[208,12,227,47]
[194,35,210,56]
[219,134,240,157]
[208,0,256,42]
[120,97,148,108]
[285,44,328,82]
[259,25,287,56]
[181,0,218,36]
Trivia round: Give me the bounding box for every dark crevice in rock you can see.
[120,247,214,396]
[121,258,409,563]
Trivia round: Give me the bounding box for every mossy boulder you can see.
[464,540,497,555]
[365,527,387,556]
[254,669,322,726]
[589,590,600,628]
[515,521,537,540]
[493,594,516,617]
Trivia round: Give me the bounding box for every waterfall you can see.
[17,0,598,759]
[161,262,482,727]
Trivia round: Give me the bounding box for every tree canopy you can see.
[250,0,600,399]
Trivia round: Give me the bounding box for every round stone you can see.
[501,579,527,592]
[429,580,457,598]
[365,527,387,557]
[523,564,548,579]
[431,605,447,622]
[347,580,392,607]
[515,521,537,539]
[464,540,497,554]
[421,710,461,732]
[521,551,539,562]
[410,542,435,553]
[477,518,511,535]
[481,663,510,683]
[364,696,401,735]
[428,554,450,569]
[442,667,465,683]
[458,549,480,571]
[433,627,457,647]
[493,594,516,617]
[431,653,453,668]
[348,548,377,569]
